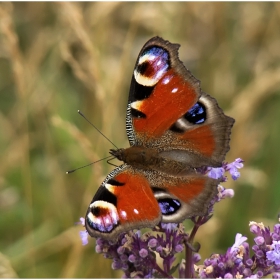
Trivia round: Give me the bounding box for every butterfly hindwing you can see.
[143,169,219,223]
[85,165,161,240]
[85,166,219,240]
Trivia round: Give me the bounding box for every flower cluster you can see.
[195,222,280,278]
[93,223,189,278]
[250,221,280,277]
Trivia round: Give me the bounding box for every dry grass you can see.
[0,2,280,278]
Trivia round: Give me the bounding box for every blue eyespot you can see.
[86,215,114,233]
[158,199,181,215]
[185,102,206,124]
[136,46,169,78]
[143,47,169,63]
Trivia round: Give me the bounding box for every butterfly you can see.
[85,37,234,240]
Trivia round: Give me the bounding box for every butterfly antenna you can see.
[77,110,118,149]
[107,157,119,168]
[66,155,115,174]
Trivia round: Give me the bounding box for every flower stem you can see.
[185,240,193,278]
[184,217,204,278]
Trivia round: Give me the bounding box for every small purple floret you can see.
[139,248,148,258]
[175,244,184,253]
[267,241,280,265]
[193,253,201,263]
[80,230,89,246]
[226,158,244,180]
[117,246,126,255]
[208,167,224,179]
[207,158,244,182]
[128,254,136,263]
[230,233,248,253]
[224,272,233,278]
[148,238,158,248]
[254,236,265,245]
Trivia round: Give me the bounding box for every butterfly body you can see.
[110,147,193,176]
[85,37,234,240]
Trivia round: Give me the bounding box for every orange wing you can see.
[126,37,234,168]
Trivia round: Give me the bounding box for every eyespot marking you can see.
[185,102,206,124]
[86,201,119,233]
[158,198,181,215]
[134,46,170,87]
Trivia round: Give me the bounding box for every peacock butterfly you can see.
[85,37,234,240]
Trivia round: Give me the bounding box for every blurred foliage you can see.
[0,2,280,278]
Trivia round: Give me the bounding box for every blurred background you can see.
[0,2,280,278]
